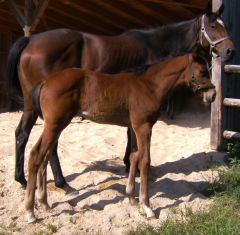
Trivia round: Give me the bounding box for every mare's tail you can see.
[30,81,44,119]
[7,37,30,102]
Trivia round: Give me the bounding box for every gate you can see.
[210,0,240,149]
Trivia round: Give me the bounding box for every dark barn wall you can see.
[222,0,240,142]
[0,27,11,111]
[0,27,20,112]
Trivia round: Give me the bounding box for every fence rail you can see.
[224,65,240,73]
[222,64,240,141]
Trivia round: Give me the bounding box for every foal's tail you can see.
[7,36,30,100]
[30,81,44,119]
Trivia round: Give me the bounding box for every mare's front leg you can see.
[126,128,138,205]
[134,123,155,219]
[15,109,38,188]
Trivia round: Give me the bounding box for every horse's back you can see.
[19,29,85,85]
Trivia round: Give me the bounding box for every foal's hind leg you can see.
[15,109,38,187]
[25,126,60,223]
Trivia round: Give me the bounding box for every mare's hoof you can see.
[15,177,27,189]
[64,184,79,196]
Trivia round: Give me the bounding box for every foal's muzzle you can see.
[203,88,216,104]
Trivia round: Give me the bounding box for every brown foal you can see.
[26,53,215,222]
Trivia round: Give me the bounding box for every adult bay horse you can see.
[7,3,234,189]
[25,53,216,222]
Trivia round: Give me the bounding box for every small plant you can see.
[227,140,240,166]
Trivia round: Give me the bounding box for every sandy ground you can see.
[0,109,227,235]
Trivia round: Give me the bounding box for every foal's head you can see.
[183,54,216,104]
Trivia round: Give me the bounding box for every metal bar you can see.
[223,98,240,107]
[224,65,240,73]
[223,130,240,140]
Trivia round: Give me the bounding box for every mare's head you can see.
[183,53,216,105]
[199,3,234,62]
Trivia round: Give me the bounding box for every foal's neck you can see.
[147,56,189,100]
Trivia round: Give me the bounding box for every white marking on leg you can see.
[142,204,156,219]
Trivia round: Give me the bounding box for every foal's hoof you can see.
[27,214,37,224]
[129,197,137,206]
[142,205,156,220]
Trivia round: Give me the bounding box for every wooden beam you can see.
[223,130,240,140]
[25,0,34,26]
[224,65,240,74]
[223,98,240,107]
[31,0,50,32]
[5,0,26,27]
[93,0,146,28]
[48,3,118,34]
[143,0,208,10]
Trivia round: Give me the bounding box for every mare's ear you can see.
[206,0,212,15]
[216,3,224,16]
[206,1,224,16]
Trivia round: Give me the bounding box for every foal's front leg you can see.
[134,124,155,219]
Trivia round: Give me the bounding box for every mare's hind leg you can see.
[15,110,38,187]
[49,141,67,188]
[123,128,131,172]
[15,109,66,189]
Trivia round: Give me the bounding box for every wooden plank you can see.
[31,0,50,32]
[223,130,240,140]
[224,65,240,74]
[223,98,240,107]
[5,0,26,27]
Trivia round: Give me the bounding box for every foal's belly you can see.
[78,109,130,127]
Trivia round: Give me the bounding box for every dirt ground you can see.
[0,109,227,234]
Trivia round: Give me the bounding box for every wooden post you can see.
[210,0,223,149]
[210,57,223,149]
[5,0,50,36]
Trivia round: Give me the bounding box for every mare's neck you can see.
[142,18,199,61]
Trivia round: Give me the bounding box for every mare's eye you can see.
[211,24,216,29]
